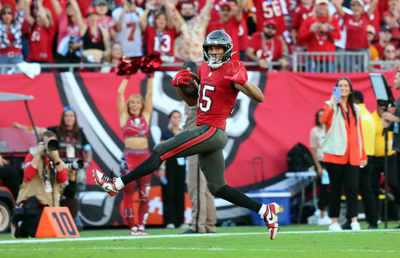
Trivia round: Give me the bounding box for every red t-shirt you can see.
[145,25,176,56]
[254,0,287,36]
[207,18,240,60]
[298,15,341,53]
[342,13,369,50]
[28,24,56,62]
[292,3,314,30]
[247,31,283,62]
[196,62,239,130]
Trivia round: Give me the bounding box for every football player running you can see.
[93,30,281,240]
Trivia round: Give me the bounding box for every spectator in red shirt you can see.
[207,1,242,60]
[374,25,393,58]
[382,0,400,43]
[25,0,56,67]
[245,20,289,70]
[291,0,314,46]
[333,0,378,51]
[332,0,378,72]
[140,10,177,62]
[298,0,341,72]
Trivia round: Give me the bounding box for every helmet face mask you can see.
[203,30,233,69]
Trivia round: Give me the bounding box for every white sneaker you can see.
[262,202,280,240]
[130,226,139,235]
[166,223,175,229]
[318,216,332,225]
[137,225,148,235]
[329,222,342,231]
[351,222,361,231]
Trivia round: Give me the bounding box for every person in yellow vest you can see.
[342,90,378,229]
[14,130,68,237]
[372,101,400,228]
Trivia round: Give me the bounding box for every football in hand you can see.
[175,73,200,106]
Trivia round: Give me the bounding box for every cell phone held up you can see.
[333,87,341,102]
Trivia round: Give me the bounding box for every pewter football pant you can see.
[154,125,228,194]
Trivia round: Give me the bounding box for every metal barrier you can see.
[370,60,400,72]
[292,51,370,73]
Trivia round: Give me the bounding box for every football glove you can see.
[224,60,248,85]
[171,70,193,87]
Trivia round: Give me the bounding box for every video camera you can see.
[369,73,395,110]
[65,159,84,170]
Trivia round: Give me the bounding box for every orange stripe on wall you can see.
[160,127,217,160]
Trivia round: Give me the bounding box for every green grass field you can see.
[1,223,400,257]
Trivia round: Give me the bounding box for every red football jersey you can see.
[196,62,239,130]
[248,31,283,62]
[28,24,56,62]
[145,25,176,56]
[254,0,287,36]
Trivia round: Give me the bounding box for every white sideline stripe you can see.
[1,229,399,245]
[1,246,399,254]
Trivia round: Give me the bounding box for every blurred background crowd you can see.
[2,0,400,72]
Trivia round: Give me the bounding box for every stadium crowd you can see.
[1,0,400,72]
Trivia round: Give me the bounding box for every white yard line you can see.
[0,229,399,245]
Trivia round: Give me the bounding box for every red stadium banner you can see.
[0,71,398,226]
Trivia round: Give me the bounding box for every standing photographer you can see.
[14,107,92,193]
[14,130,68,237]
[381,70,400,229]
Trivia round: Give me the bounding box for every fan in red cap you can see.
[85,6,98,17]
[246,17,289,70]
[263,19,276,28]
